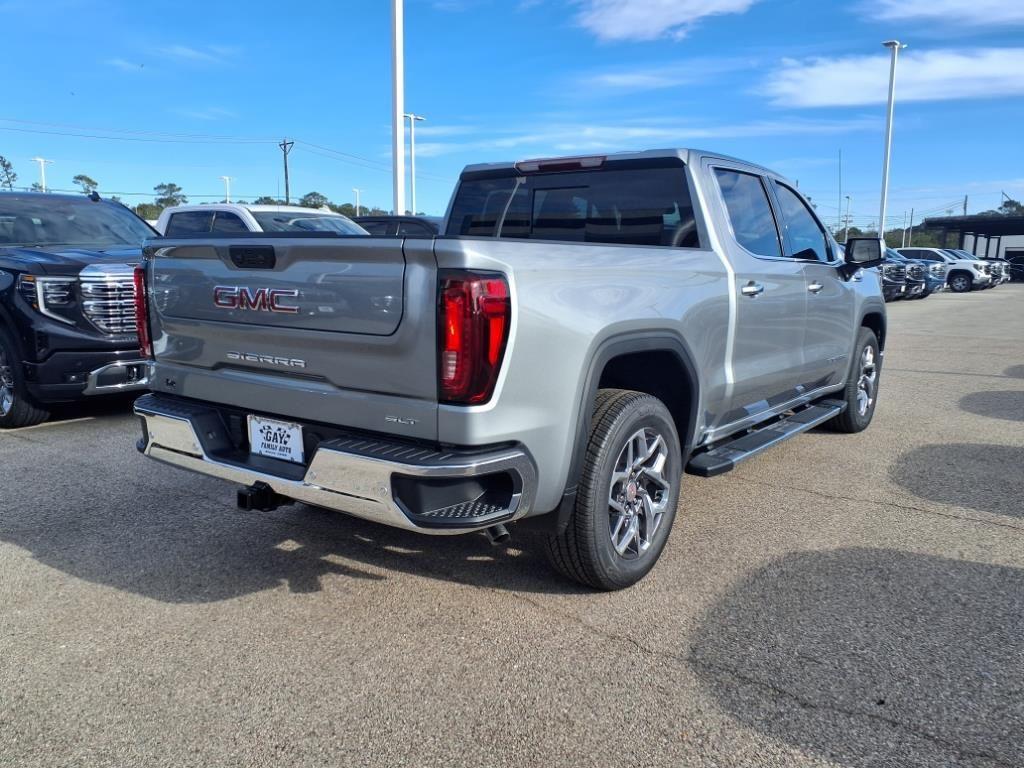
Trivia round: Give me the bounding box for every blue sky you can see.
[2,0,1022,227]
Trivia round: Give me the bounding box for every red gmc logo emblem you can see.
[213,286,300,314]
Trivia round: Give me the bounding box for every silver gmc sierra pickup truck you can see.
[133,149,887,589]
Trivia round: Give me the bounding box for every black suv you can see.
[0,193,152,428]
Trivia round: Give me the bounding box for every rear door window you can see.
[211,211,249,234]
[446,163,701,248]
[164,211,214,236]
[358,220,393,235]
[713,168,781,258]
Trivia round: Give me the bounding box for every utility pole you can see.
[963,195,968,216]
[31,157,53,192]
[843,195,852,242]
[837,148,843,233]
[404,113,425,215]
[907,207,914,247]
[219,175,233,203]
[278,139,294,204]
[391,0,406,215]
[878,40,906,246]
[901,211,907,248]
[352,188,362,216]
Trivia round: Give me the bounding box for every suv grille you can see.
[990,262,1003,276]
[80,265,138,335]
[885,265,907,281]
[907,265,924,280]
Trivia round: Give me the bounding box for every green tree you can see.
[300,191,328,209]
[135,202,163,220]
[978,197,1023,217]
[30,182,43,192]
[252,196,285,205]
[0,155,17,190]
[72,174,98,194]
[154,182,187,208]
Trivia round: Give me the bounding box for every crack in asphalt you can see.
[730,477,1024,534]
[511,591,1016,767]
[689,657,1018,768]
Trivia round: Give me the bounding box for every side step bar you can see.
[686,399,846,478]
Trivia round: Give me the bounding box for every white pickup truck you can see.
[154,204,366,237]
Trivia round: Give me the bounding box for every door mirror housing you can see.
[841,237,884,277]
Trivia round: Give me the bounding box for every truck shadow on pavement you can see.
[690,547,1024,767]
[958,390,1024,422]
[0,478,580,602]
[888,443,1024,518]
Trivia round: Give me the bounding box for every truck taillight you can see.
[133,265,153,358]
[438,271,511,405]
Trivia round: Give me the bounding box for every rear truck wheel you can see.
[948,272,972,293]
[0,328,49,429]
[828,327,880,434]
[545,389,682,590]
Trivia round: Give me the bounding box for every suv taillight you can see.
[438,271,511,404]
[133,265,153,358]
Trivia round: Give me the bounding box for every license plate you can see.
[248,415,305,464]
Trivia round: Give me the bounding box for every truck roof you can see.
[160,203,344,215]
[457,148,775,178]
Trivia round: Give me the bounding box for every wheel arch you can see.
[860,310,886,351]
[544,332,701,534]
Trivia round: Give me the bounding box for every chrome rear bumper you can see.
[84,360,151,395]
[134,394,537,535]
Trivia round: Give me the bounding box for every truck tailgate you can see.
[146,236,440,440]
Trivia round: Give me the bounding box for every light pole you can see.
[878,40,906,247]
[220,175,233,203]
[352,188,362,216]
[31,157,53,192]
[843,195,852,242]
[391,0,406,215]
[404,113,425,215]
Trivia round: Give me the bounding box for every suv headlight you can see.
[17,275,78,325]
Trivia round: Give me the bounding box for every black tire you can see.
[948,271,972,293]
[545,389,682,590]
[828,327,880,434]
[0,327,49,429]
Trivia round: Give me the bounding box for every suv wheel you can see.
[545,389,682,590]
[828,328,880,433]
[0,329,49,429]
[948,272,972,293]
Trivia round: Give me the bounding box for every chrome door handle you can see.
[741,281,765,297]
[808,281,824,294]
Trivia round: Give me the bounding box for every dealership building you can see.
[923,214,1024,274]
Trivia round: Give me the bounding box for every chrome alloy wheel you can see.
[951,274,970,292]
[608,428,672,559]
[0,347,14,418]
[856,345,878,417]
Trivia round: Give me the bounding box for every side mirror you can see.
[841,237,884,278]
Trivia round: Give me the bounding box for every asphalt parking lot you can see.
[2,286,1022,768]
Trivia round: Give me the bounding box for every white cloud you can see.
[172,107,237,121]
[578,57,754,92]
[763,48,1024,107]
[574,0,758,41]
[874,0,1024,26]
[157,44,237,65]
[410,116,878,157]
[105,58,142,72]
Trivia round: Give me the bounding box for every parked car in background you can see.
[134,148,887,589]
[898,247,992,293]
[885,250,926,299]
[881,253,907,301]
[0,193,152,428]
[154,204,368,236]
[945,249,1010,285]
[353,215,442,236]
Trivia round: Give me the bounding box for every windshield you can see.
[251,211,367,235]
[886,249,906,262]
[0,195,154,249]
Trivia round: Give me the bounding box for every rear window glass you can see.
[445,164,701,248]
[165,211,214,236]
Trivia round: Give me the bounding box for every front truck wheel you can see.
[0,328,49,429]
[828,327,880,434]
[545,389,682,590]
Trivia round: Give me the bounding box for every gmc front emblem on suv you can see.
[213,286,300,314]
